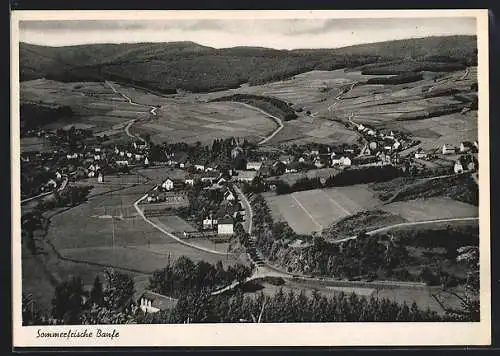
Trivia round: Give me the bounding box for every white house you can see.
[442,144,456,155]
[138,290,178,314]
[135,154,143,161]
[116,160,129,166]
[97,172,104,183]
[454,160,464,174]
[88,171,95,178]
[88,164,96,172]
[224,189,235,201]
[185,177,195,186]
[217,216,234,235]
[194,164,205,172]
[144,157,150,166]
[357,124,365,131]
[55,171,62,180]
[367,129,376,136]
[392,141,401,150]
[161,178,174,191]
[217,176,227,185]
[119,151,125,157]
[233,170,257,183]
[342,156,352,166]
[94,154,101,161]
[246,161,263,171]
[202,216,218,230]
[414,151,428,159]
[127,152,133,158]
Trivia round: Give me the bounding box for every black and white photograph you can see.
[11,10,490,347]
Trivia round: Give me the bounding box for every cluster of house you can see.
[412,141,479,174]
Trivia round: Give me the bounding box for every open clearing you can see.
[382,197,478,221]
[265,184,381,234]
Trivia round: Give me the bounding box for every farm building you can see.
[161,178,174,191]
[234,170,257,183]
[414,149,428,159]
[137,290,178,314]
[185,175,197,186]
[442,144,457,155]
[194,164,205,172]
[217,216,234,235]
[201,171,220,184]
[246,161,263,171]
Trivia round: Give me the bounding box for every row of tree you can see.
[148,256,253,299]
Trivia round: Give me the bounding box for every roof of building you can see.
[235,170,257,180]
[218,215,234,224]
[136,290,178,310]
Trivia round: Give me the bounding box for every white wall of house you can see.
[218,223,234,235]
[140,297,160,313]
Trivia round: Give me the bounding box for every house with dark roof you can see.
[137,290,178,314]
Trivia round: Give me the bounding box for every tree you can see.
[90,276,104,306]
[51,276,85,324]
[103,268,135,311]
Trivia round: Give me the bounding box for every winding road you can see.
[105,80,158,142]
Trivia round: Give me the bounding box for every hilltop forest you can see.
[20,35,477,94]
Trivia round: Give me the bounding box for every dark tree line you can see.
[137,288,445,324]
[148,256,253,299]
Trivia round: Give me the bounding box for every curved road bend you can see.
[133,194,236,256]
[105,80,159,142]
[227,102,284,145]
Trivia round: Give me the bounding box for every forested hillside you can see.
[20,35,477,94]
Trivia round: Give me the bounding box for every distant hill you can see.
[20,35,477,94]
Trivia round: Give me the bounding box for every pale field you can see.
[381,197,479,222]
[265,184,381,235]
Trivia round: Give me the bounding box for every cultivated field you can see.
[201,67,477,148]
[381,197,478,221]
[265,184,381,234]
[20,136,54,153]
[21,79,150,137]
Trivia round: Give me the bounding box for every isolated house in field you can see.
[137,290,178,314]
[442,144,456,155]
[246,161,263,171]
[217,215,234,235]
[161,178,174,191]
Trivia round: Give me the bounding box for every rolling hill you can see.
[20,36,477,94]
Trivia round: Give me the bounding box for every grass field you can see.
[20,136,54,153]
[135,167,186,183]
[381,197,478,221]
[265,184,381,234]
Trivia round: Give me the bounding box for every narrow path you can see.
[332,216,479,244]
[105,80,159,143]
[227,102,284,145]
[233,184,253,234]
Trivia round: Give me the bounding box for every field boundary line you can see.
[323,191,351,216]
[134,194,236,256]
[291,193,323,231]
